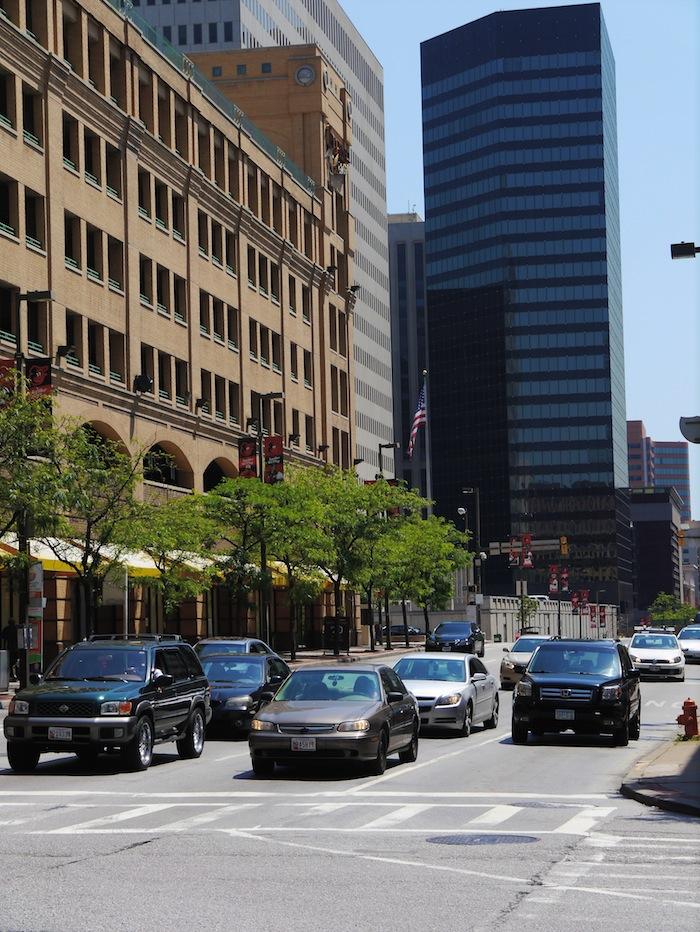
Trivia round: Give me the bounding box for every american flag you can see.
[406,382,427,460]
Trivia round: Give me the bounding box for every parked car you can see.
[677,625,700,662]
[628,631,685,680]
[393,653,498,735]
[425,621,485,657]
[500,635,554,689]
[3,637,211,773]
[194,637,274,659]
[382,624,422,638]
[203,653,291,734]
[248,665,419,776]
[511,638,641,746]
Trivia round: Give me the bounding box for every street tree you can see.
[648,592,696,625]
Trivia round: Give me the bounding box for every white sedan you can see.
[393,653,499,737]
[678,625,700,662]
[628,631,685,680]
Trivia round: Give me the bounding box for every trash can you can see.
[0,650,8,693]
[493,633,502,643]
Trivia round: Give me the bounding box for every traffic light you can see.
[559,535,569,557]
[678,529,686,548]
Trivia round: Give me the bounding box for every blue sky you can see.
[340,0,700,519]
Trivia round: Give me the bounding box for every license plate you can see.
[291,737,316,751]
[555,709,575,721]
[48,726,72,741]
[649,665,660,672]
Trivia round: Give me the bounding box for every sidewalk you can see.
[621,737,700,817]
[284,642,422,668]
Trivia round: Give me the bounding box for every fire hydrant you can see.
[676,698,699,738]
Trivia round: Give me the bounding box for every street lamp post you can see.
[256,391,284,648]
[462,487,482,593]
[377,441,400,649]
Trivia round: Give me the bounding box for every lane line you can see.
[43,803,176,835]
[467,805,522,826]
[358,804,432,829]
[213,750,252,763]
[552,807,616,835]
[0,789,616,800]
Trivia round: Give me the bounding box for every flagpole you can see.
[422,368,433,505]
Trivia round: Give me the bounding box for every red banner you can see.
[263,435,284,484]
[238,437,258,479]
[560,566,569,592]
[521,533,533,569]
[26,358,52,397]
[548,564,559,595]
[579,589,589,608]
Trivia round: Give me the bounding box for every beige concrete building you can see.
[0,0,354,650]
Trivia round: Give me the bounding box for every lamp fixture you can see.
[133,373,153,394]
[54,344,74,362]
[288,432,300,445]
[317,443,330,453]
[194,397,206,412]
[348,284,360,294]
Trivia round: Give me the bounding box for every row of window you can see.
[65,311,125,382]
[510,424,611,443]
[0,69,44,149]
[426,213,606,257]
[427,259,607,291]
[507,354,607,374]
[427,190,602,234]
[0,173,46,251]
[431,237,607,274]
[509,472,614,490]
[424,121,604,167]
[506,306,610,327]
[512,284,609,303]
[427,168,605,210]
[425,144,604,188]
[511,448,614,467]
[506,331,608,350]
[508,377,611,397]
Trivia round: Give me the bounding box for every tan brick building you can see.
[0,0,355,651]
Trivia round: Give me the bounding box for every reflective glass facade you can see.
[421,4,632,603]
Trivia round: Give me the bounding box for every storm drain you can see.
[427,834,538,846]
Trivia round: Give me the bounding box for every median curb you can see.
[620,738,700,818]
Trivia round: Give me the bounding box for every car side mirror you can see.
[269,675,284,685]
[29,672,43,685]
[153,673,174,689]
[259,691,276,704]
[471,672,487,682]
[387,690,404,703]
[629,669,640,680]
[502,647,509,653]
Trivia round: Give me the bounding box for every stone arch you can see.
[144,441,194,490]
[203,456,237,492]
[83,420,130,455]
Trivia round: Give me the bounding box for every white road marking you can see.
[468,805,522,826]
[156,804,260,832]
[0,789,615,800]
[213,750,251,762]
[44,803,176,834]
[358,804,431,829]
[553,807,616,835]
[295,803,353,816]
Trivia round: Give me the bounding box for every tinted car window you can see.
[471,658,488,676]
[395,657,466,682]
[434,623,473,636]
[385,668,406,694]
[269,658,290,679]
[202,658,264,686]
[46,647,148,682]
[511,638,547,653]
[617,645,633,675]
[275,670,381,702]
[196,642,246,658]
[630,635,678,650]
[679,627,700,639]
[529,644,621,677]
[162,648,188,680]
[179,646,203,677]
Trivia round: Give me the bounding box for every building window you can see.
[208,22,217,43]
[63,212,81,269]
[140,344,154,393]
[178,25,187,45]
[261,63,272,74]
[139,255,153,305]
[305,415,314,452]
[62,113,79,171]
[290,343,298,381]
[163,25,172,41]
[247,245,256,286]
[193,23,202,45]
[65,311,82,366]
[106,144,121,199]
[199,291,210,335]
[272,332,281,373]
[212,66,222,77]
[174,276,187,323]
[248,319,257,359]
[87,321,104,375]
[303,350,312,388]
[228,381,240,424]
[224,21,233,42]
[227,305,239,350]
[288,275,297,315]
[175,359,188,405]
[237,64,247,76]
[302,285,311,323]
[158,352,171,400]
[259,325,270,366]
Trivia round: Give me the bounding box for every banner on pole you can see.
[238,437,258,479]
[263,435,284,484]
[26,358,52,398]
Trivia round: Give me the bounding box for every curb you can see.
[620,739,700,818]
[620,779,700,818]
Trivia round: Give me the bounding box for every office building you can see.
[388,213,428,496]
[631,488,683,612]
[627,420,692,521]
[137,0,394,479]
[421,3,632,606]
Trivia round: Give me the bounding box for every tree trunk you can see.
[423,604,430,642]
[333,580,342,656]
[290,602,298,662]
[366,586,375,652]
[401,598,409,647]
[384,591,392,650]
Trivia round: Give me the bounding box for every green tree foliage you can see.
[648,592,696,625]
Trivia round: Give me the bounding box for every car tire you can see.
[398,724,419,764]
[629,712,641,741]
[369,730,389,775]
[7,743,40,773]
[511,723,528,745]
[177,707,206,760]
[252,757,275,777]
[460,703,473,738]
[613,718,629,747]
[123,716,154,772]
[484,695,499,729]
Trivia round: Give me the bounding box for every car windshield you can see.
[529,644,621,677]
[395,658,466,682]
[678,627,700,640]
[202,658,264,686]
[46,648,148,682]
[511,638,547,653]
[274,670,381,702]
[196,642,245,657]
[433,623,471,636]
[630,635,677,650]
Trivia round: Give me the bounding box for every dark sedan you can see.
[248,665,419,776]
[426,621,485,657]
[203,654,291,735]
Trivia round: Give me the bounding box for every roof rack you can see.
[87,634,183,642]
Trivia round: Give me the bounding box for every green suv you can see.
[3,637,211,773]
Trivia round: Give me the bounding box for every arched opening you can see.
[83,421,129,455]
[203,457,237,492]
[143,441,194,490]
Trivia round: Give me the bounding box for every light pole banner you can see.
[263,435,284,484]
[238,437,258,479]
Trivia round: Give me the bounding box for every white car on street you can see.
[393,653,499,737]
[500,634,554,689]
[628,631,685,680]
[678,625,700,662]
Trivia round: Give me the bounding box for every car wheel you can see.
[460,703,473,738]
[369,730,389,775]
[177,708,206,760]
[398,724,419,764]
[7,743,40,773]
[511,723,528,745]
[123,716,154,772]
[613,718,629,747]
[484,695,499,729]
[629,712,641,741]
[252,757,275,777]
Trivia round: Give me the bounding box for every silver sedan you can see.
[393,653,499,737]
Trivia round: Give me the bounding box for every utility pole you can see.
[257,391,283,648]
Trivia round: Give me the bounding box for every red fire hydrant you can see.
[676,698,699,738]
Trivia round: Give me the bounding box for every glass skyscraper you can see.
[421,3,632,605]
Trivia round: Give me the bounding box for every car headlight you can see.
[436,693,462,706]
[9,699,29,715]
[672,656,682,664]
[629,655,640,662]
[601,685,622,701]
[515,681,532,697]
[337,719,370,732]
[100,701,132,715]
[225,695,252,710]
[250,719,276,732]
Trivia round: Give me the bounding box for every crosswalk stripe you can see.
[301,803,354,817]
[553,807,616,835]
[44,804,176,834]
[468,805,522,826]
[156,804,260,832]
[359,804,431,829]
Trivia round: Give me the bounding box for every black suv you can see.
[4,637,211,773]
[511,638,641,746]
[425,621,485,657]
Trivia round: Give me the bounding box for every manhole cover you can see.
[427,834,538,846]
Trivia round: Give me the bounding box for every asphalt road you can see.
[1,645,698,932]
